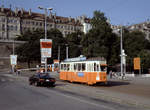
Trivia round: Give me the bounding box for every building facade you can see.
[127,20,150,40]
[0,7,87,40]
[111,20,150,40]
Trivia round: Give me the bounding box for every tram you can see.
[59,56,107,85]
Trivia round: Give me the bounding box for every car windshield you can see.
[39,73,50,78]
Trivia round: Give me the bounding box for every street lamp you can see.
[38,6,53,73]
[38,6,53,39]
[65,44,68,59]
[120,26,127,79]
[120,26,123,78]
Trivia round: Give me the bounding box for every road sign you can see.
[134,57,141,70]
[10,55,17,65]
[40,39,52,58]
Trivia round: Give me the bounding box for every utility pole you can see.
[58,45,60,61]
[13,39,15,55]
[38,6,53,73]
[66,45,68,59]
[120,26,123,78]
[12,39,15,73]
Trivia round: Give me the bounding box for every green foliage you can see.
[65,31,84,58]
[91,10,107,29]
[81,10,119,66]
[124,30,150,70]
[47,29,67,60]
[16,29,66,67]
[124,30,149,57]
[15,10,150,71]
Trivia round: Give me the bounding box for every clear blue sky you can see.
[3,0,150,25]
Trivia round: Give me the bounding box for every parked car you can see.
[29,73,56,87]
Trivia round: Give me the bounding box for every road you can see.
[0,72,148,110]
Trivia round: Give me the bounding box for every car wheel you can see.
[50,83,55,87]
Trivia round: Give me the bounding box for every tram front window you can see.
[101,65,107,72]
[82,63,86,71]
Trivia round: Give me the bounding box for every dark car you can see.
[29,73,56,87]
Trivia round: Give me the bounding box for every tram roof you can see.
[61,57,106,63]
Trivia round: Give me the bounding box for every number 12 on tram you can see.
[59,60,107,85]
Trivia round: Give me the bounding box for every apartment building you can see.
[127,20,150,40]
[0,6,87,40]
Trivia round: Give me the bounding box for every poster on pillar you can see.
[10,55,17,65]
[134,57,141,70]
[40,39,52,58]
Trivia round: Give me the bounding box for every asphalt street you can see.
[0,72,147,110]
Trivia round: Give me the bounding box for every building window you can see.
[2,18,5,22]
[61,25,63,29]
[15,26,17,31]
[14,20,17,23]
[36,22,38,26]
[50,24,53,27]
[40,22,42,26]
[10,25,13,31]
[2,24,5,31]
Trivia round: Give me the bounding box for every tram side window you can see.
[97,64,100,71]
[87,64,92,71]
[82,63,86,71]
[94,63,96,71]
[101,65,107,72]
[61,64,64,70]
[78,63,82,71]
[64,64,67,71]
[74,63,77,71]
[67,64,70,71]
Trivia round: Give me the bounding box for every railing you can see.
[0,39,26,44]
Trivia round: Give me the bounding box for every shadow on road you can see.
[55,83,68,87]
[95,81,130,87]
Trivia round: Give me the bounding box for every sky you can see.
[2,0,150,25]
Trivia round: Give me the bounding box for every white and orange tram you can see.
[59,57,107,85]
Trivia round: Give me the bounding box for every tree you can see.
[16,29,66,67]
[47,29,67,61]
[123,30,150,72]
[65,30,84,58]
[81,10,119,65]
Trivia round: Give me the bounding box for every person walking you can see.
[109,70,113,79]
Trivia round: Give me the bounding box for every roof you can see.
[0,7,82,26]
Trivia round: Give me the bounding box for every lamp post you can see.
[12,39,15,73]
[38,6,53,39]
[120,26,123,78]
[120,26,127,79]
[38,6,53,73]
[65,44,68,59]
[58,45,60,61]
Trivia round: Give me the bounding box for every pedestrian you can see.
[109,70,112,79]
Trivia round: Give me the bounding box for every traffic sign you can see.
[10,55,17,65]
[40,39,52,58]
[134,57,141,70]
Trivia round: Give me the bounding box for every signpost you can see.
[40,39,52,73]
[10,55,17,73]
[134,57,141,74]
